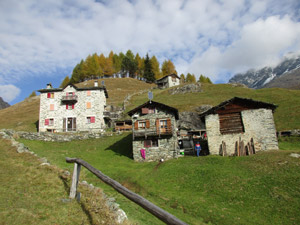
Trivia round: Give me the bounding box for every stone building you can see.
[156,74,180,89]
[200,97,278,155]
[38,81,108,132]
[127,101,179,162]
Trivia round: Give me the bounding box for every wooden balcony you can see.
[133,127,173,139]
[61,95,78,102]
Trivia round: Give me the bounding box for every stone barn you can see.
[128,101,179,162]
[200,97,279,155]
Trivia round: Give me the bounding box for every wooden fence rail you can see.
[66,157,188,225]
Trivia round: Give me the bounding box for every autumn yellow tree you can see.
[150,56,161,80]
[161,59,177,76]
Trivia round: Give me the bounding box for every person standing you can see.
[195,141,201,157]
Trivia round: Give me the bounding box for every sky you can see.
[1,0,300,105]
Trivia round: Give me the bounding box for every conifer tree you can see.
[121,50,137,77]
[144,53,155,82]
[70,60,85,83]
[28,91,37,98]
[180,74,185,84]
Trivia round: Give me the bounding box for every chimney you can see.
[94,80,98,87]
[46,83,52,89]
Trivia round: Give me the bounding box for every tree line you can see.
[67,50,212,85]
[69,50,177,84]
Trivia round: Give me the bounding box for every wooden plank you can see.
[69,163,81,199]
[66,158,188,225]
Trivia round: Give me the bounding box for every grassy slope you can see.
[125,83,300,130]
[0,138,116,224]
[0,96,40,132]
[76,78,155,106]
[1,81,299,131]
[20,134,300,225]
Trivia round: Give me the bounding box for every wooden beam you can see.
[66,157,187,225]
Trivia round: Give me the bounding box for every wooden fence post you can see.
[69,163,81,199]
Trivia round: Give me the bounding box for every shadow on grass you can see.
[105,133,133,159]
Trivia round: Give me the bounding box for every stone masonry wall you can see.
[39,85,106,132]
[205,108,278,155]
[132,109,178,162]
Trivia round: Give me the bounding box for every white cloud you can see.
[0,0,300,85]
[189,15,300,81]
[0,84,21,102]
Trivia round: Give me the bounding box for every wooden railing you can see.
[66,157,187,225]
[134,127,173,138]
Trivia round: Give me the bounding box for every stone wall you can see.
[1,129,111,142]
[205,108,278,155]
[132,109,178,162]
[39,85,106,132]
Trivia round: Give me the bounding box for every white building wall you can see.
[39,85,106,132]
[167,76,180,88]
[205,108,278,155]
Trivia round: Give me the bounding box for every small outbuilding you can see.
[156,74,180,89]
[128,101,179,162]
[200,97,279,155]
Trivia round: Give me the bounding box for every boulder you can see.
[168,83,202,95]
[178,112,205,131]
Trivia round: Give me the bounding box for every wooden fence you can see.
[66,157,188,225]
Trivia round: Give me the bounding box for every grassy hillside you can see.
[125,83,300,131]
[0,96,40,132]
[76,78,155,106]
[19,134,300,225]
[1,81,300,131]
[0,137,122,224]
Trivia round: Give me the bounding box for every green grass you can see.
[19,134,300,225]
[125,83,300,130]
[0,137,126,225]
[278,137,300,150]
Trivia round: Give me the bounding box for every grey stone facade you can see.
[205,108,279,155]
[128,101,179,162]
[38,83,107,133]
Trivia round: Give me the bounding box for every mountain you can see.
[0,97,10,110]
[229,55,300,89]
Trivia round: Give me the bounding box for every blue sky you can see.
[1,0,300,105]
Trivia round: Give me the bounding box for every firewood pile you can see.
[235,137,255,156]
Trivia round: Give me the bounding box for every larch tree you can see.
[180,74,185,84]
[150,56,161,80]
[60,76,70,88]
[161,59,177,76]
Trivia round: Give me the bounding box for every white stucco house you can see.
[38,81,108,132]
[156,74,180,89]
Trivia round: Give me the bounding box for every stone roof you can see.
[38,83,108,98]
[200,97,277,118]
[127,100,179,119]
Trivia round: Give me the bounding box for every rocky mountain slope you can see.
[229,55,300,89]
[0,97,10,110]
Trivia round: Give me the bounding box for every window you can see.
[160,120,168,129]
[138,121,146,129]
[49,118,54,126]
[219,113,244,134]
[142,108,155,114]
[45,118,54,126]
[86,102,91,109]
[50,104,54,111]
[66,104,74,110]
[87,116,95,124]
[144,138,158,148]
[47,93,54,98]
[87,90,91,96]
[172,77,176,82]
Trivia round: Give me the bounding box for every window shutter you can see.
[66,92,69,96]
[146,120,150,128]
[91,117,95,123]
[66,104,68,109]
[73,92,75,96]
[47,93,50,98]
[156,119,159,133]
[73,118,76,129]
[134,121,139,130]
[72,104,74,109]
[167,118,172,132]
[45,119,49,125]
[63,118,66,131]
